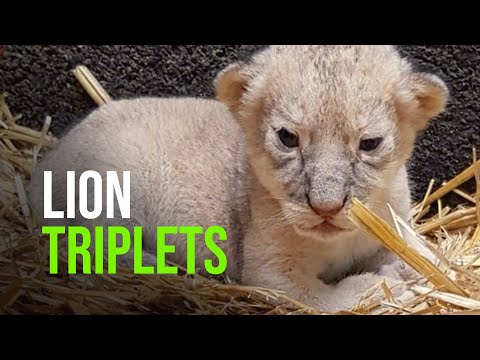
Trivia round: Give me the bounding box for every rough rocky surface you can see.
[1,45,479,202]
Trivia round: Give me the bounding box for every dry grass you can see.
[348,158,480,314]
[0,66,479,315]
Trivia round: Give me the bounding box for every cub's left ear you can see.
[397,72,449,132]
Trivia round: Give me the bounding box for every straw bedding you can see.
[0,67,479,315]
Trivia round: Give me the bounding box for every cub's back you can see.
[29,98,248,272]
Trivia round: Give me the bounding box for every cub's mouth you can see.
[294,219,355,239]
[283,201,356,236]
[311,221,345,234]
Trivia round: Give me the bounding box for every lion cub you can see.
[29,46,448,312]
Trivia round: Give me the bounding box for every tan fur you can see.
[29,46,448,312]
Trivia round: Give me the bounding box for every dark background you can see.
[0,45,479,202]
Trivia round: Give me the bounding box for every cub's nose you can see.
[310,195,348,217]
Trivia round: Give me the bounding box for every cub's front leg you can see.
[241,237,409,312]
[243,261,408,313]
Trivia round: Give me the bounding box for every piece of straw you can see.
[349,198,467,296]
[411,285,480,310]
[416,207,477,235]
[473,149,480,229]
[422,160,480,208]
[414,179,435,222]
[73,66,111,106]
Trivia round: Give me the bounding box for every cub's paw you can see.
[376,261,418,281]
[337,273,414,310]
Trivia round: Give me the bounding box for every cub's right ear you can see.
[214,62,250,114]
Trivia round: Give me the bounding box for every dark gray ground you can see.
[1,45,479,202]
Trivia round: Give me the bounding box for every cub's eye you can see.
[360,137,383,152]
[278,128,299,148]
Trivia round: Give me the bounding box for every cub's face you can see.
[216,46,448,240]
